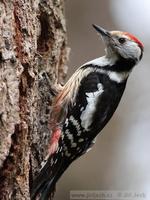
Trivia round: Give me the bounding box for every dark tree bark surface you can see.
[0,0,69,199]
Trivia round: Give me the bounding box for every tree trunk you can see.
[0,0,69,199]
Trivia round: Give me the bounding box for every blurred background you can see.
[55,0,150,199]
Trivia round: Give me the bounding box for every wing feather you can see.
[50,67,95,128]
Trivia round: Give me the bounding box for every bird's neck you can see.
[109,57,136,72]
[82,53,137,83]
[105,52,137,72]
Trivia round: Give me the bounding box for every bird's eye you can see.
[118,38,126,44]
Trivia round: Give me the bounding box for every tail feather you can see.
[39,160,70,200]
[39,179,56,200]
[31,156,53,200]
[31,153,67,200]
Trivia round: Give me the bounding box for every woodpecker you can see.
[31,25,144,200]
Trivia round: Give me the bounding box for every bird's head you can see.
[93,24,144,63]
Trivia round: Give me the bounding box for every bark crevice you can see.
[37,10,53,53]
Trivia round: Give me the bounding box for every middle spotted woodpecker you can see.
[31,25,144,200]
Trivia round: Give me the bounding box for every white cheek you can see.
[135,46,142,60]
[122,42,141,60]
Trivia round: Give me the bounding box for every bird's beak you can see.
[92,24,110,37]
[92,24,112,45]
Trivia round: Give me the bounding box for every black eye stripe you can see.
[118,38,126,44]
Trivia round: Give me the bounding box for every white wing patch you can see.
[69,115,82,136]
[108,71,130,83]
[80,83,104,131]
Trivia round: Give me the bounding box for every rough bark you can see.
[0,0,69,199]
